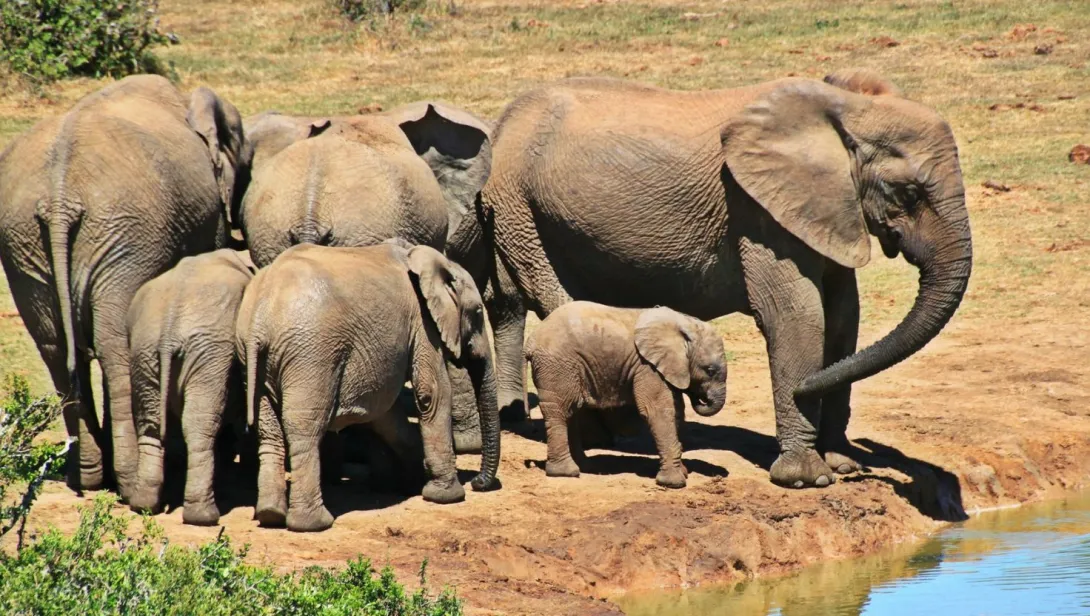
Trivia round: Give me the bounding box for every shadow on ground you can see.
[507,407,965,521]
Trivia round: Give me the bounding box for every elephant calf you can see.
[526,302,727,488]
[236,241,499,532]
[126,249,255,525]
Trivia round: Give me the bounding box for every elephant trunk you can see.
[692,379,727,417]
[796,191,972,397]
[468,350,500,491]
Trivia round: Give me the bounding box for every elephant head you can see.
[721,74,972,397]
[634,307,728,417]
[406,244,500,491]
[187,88,252,228]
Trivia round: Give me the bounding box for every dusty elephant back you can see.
[241,133,448,267]
[485,78,778,317]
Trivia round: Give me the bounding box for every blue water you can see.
[618,492,1090,616]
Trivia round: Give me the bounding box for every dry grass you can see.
[0,0,1088,392]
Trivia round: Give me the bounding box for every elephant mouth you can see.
[879,228,902,259]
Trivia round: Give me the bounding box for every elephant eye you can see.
[898,183,922,212]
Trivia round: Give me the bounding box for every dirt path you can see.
[13,306,1090,615]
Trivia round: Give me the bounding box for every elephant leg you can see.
[129,349,165,514]
[568,412,587,466]
[486,255,531,423]
[92,301,138,500]
[280,394,333,532]
[633,368,687,489]
[180,370,228,526]
[539,392,579,478]
[819,265,862,475]
[741,237,833,488]
[448,362,482,454]
[412,350,464,504]
[41,345,104,491]
[255,394,288,527]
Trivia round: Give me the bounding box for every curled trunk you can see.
[796,205,972,397]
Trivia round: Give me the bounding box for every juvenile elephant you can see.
[480,69,972,488]
[126,249,255,525]
[526,302,727,488]
[0,75,251,496]
[241,103,492,454]
[235,241,499,532]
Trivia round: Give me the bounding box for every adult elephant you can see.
[0,75,250,496]
[479,70,972,488]
[239,102,492,452]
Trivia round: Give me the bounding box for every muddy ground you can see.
[14,281,1090,615]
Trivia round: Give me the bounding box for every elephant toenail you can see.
[816,475,830,487]
[838,464,852,474]
[792,480,804,489]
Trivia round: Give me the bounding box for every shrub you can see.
[333,0,428,22]
[0,375,66,545]
[0,494,463,615]
[0,0,176,83]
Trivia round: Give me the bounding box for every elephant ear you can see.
[408,245,462,359]
[824,68,903,97]
[721,81,871,269]
[187,87,247,212]
[634,307,692,391]
[386,102,492,233]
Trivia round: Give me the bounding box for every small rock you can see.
[982,180,1011,192]
[1069,144,1090,164]
[982,49,999,58]
[714,38,730,47]
[385,526,404,537]
[525,18,549,28]
[1034,43,1053,55]
[870,36,900,47]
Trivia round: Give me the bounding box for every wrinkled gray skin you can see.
[479,69,972,488]
[126,249,255,525]
[241,103,492,454]
[0,76,251,497]
[235,241,499,532]
[526,302,727,488]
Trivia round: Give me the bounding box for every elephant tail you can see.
[522,332,535,419]
[245,336,264,428]
[158,345,175,444]
[46,207,82,392]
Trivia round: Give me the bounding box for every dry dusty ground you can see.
[2,0,1089,614]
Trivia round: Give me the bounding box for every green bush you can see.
[0,495,463,615]
[0,377,462,615]
[333,0,428,22]
[0,0,175,83]
[0,375,66,544]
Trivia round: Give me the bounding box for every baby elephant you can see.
[127,249,255,525]
[526,302,727,488]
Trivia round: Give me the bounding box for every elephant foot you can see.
[287,506,334,533]
[255,493,288,528]
[183,500,221,526]
[545,458,580,478]
[422,478,466,504]
[655,464,688,489]
[770,449,835,489]
[823,449,863,475]
[128,492,162,515]
[67,458,105,493]
[453,428,482,455]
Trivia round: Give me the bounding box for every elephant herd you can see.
[0,67,972,532]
